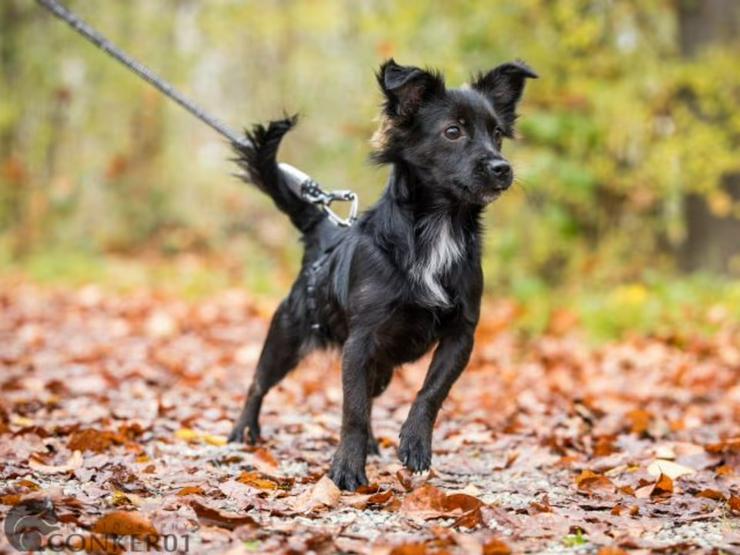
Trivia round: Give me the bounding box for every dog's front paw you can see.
[328,449,368,491]
[398,427,432,473]
[227,421,260,445]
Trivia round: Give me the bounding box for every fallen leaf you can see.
[68,429,125,453]
[237,471,278,491]
[390,543,428,555]
[400,484,447,516]
[174,428,199,442]
[626,409,652,435]
[647,459,695,479]
[696,489,725,502]
[92,511,158,540]
[729,495,740,515]
[483,538,512,555]
[291,475,341,512]
[652,474,673,497]
[253,447,279,473]
[29,450,83,474]
[189,500,258,530]
[176,486,204,497]
[575,470,614,493]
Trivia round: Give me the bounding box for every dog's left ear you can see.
[472,61,538,135]
[378,59,445,119]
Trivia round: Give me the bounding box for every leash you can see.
[35,0,358,228]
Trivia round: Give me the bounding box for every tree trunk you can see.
[677,0,740,273]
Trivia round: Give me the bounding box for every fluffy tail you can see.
[233,115,324,234]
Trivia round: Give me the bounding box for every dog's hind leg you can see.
[228,300,304,444]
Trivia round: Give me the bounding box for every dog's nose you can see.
[487,160,512,187]
[489,160,511,180]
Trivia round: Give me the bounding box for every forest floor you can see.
[0,283,738,554]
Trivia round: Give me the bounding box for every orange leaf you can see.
[729,495,740,515]
[626,409,652,435]
[575,470,613,493]
[189,500,258,530]
[390,543,427,555]
[253,447,279,472]
[696,489,725,501]
[483,538,512,555]
[92,511,158,540]
[237,471,278,491]
[68,429,125,453]
[176,486,204,497]
[399,484,447,514]
[652,474,673,496]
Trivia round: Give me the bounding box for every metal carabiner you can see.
[279,163,358,228]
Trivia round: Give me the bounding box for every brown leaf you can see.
[176,486,204,497]
[291,475,341,512]
[696,489,725,501]
[68,429,125,453]
[400,484,447,515]
[450,507,483,529]
[189,500,258,530]
[0,494,22,506]
[652,474,673,497]
[575,470,614,493]
[444,492,484,513]
[396,467,433,492]
[626,409,652,435]
[253,447,279,473]
[390,543,428,555]
[729,495,740,515]
[482,538,512,555]
[705,438,740,454]
[92,511,158,540]
[237,471,278,491]
[597,548,628,555]
[29,450,83,474]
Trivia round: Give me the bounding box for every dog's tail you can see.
[233,115,324,234]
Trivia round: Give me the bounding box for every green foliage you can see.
[1,0,739,293]
[562,529,589,548]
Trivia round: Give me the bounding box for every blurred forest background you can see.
[1,0,739,338]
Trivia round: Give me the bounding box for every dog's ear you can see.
[472,61,538,135]
[377,59,445,119]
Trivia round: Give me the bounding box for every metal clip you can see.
[279,163,358,228]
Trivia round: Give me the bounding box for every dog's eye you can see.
[493,128,503,149]
[443,125,463,141]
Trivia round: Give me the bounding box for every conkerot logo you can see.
[3,497,59,552]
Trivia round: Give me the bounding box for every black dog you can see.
[229,59,537,491]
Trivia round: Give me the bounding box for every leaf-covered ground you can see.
[0,284,738,554]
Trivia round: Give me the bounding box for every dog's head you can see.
[372,59,537,206]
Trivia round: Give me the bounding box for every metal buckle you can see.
[279,163,358,228]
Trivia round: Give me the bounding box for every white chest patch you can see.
[410,217,463,307]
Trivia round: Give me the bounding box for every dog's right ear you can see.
[377,59,445,119]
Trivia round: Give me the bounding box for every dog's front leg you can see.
[328,333,373,491]
[399,328,474,472]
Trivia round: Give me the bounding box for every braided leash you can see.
[36,0,358,227]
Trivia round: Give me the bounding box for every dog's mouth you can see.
[481,189,504,204]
